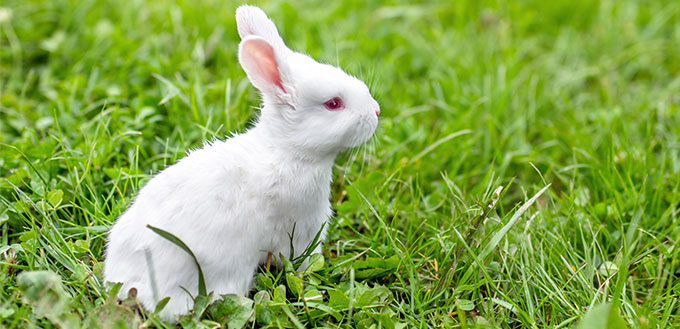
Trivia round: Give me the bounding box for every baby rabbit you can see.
[103,5,380,321]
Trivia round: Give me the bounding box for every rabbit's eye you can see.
[323,97,344,111]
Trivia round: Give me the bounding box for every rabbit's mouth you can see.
[343,113,378,149]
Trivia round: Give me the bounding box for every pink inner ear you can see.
[242,39,286,93]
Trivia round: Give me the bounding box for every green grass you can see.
[1,0,679,327]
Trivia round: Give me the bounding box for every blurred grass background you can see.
[1,0,679,328]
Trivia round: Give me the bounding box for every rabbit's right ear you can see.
[238,36,292,101]
[236,5,288,54]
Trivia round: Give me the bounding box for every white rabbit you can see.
[103,5,380,321]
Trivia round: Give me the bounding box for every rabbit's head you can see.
[236,6,379,158]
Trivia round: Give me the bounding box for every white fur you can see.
[103,5,379,321]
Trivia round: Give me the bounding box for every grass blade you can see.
[479,184,551,261]
[147,225,207,297]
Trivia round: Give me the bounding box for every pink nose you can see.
[375,108,381,116]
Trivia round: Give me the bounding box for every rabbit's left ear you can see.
[236,5,289,55]
[238,35,290,98]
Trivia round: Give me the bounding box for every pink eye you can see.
[323,97,344,111]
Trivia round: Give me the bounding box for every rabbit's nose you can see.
[371,99,380,116]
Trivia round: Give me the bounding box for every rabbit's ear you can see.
[236,5,288,54]
[238,36,290,98]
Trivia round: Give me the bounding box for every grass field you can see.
[1,0,679,328]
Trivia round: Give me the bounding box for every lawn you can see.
[1,0,679,328]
